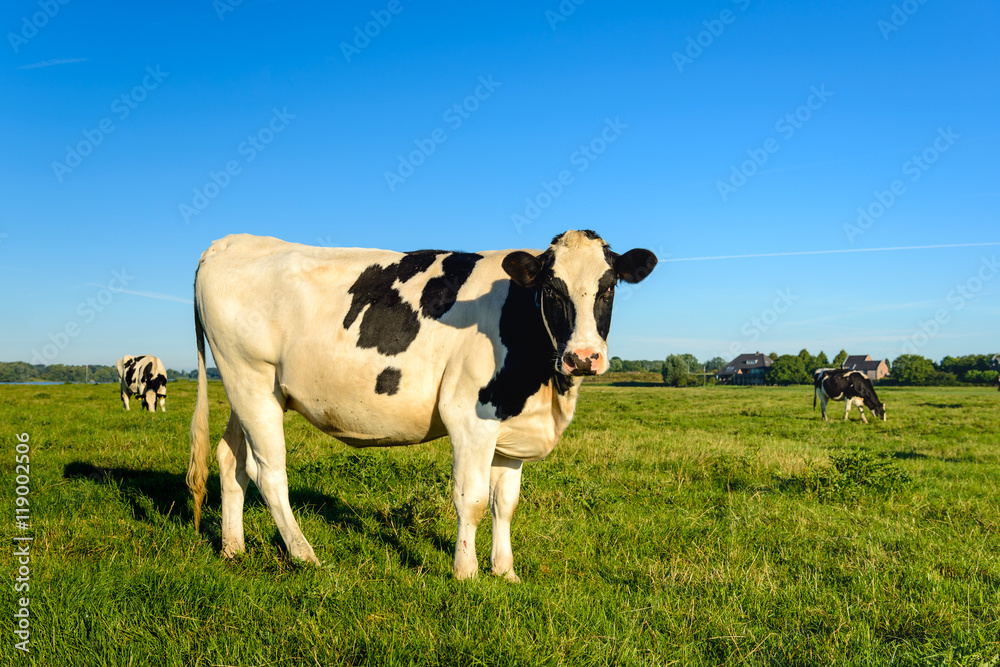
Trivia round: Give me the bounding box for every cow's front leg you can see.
[449,422,500,580]
[489,453,523,583]
[858,403,868,424]
[121,391,130,411]
[159,395,166,412]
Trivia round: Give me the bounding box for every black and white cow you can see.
[186,230,656,580]
[813,368,886,423]
[116,355,167,412]
[991,354,1000,391]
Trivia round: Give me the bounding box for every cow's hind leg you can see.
[217,413,250,558]
[121,390,130,411]
[489,453,523,583]
[227,373,319,565]
[819,394,828,421]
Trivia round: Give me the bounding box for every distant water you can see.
[0,381,65,385]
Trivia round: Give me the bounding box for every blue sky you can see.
[1,0,997,371]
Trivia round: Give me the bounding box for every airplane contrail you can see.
[85,284,193,304]
[661,242,1000,262]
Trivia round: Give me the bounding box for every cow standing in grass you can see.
[116,355,167,412]
[813,368,886,423]
[991,354,1000,391]
[186,230,656,581]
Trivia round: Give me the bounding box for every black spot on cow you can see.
[478,279,573,420]
[343,251,444,356]
[375,367,402,396]
[594,269,616,340]
[145,373,166,395]
[420,252,483,319]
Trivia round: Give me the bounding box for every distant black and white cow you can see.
[991,354,1000,391]
[116,355,167,412]
[186,230,656,580]
[813,368,886,423]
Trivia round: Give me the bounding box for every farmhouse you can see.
[716,353,772,385]
[841,354,889,381]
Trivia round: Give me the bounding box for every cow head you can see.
[502,230,656,376]
[871,401,887,421]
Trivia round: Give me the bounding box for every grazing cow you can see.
[116,355,167,412]
[186,230,656,581]
[991,354,1000,391]
[813,368,886,423]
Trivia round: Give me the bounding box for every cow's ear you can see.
[613,248,657,284]
[503,251,544,288]
[116,357,125,376]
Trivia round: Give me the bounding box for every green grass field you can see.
[2,382,998,666]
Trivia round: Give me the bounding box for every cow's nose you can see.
[563,349,602,375]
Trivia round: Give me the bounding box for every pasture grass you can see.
[1,382,998,666]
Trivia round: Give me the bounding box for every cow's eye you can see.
[600,286,614,300]
[542,284,559,300]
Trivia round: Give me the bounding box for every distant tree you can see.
[767,352,778,362]
[677,354,699,370]
[768,355,810,385]
[891,355,935,385]
[810,351,830,374]
[662,354,689,387]
[704,356,727,372]
[0,362,35,383]
[832,349,848,367]
[964,369,998,384]
[609,356,624,373]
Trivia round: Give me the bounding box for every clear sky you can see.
[1,0,997,371]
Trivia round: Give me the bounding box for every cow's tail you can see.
[186,283,210,533]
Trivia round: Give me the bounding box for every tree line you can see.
[0,362,221,383]
[609,350,997,387]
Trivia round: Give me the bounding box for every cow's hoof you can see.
[493,568,520,583]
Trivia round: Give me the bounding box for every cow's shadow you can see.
[63,461,452,570]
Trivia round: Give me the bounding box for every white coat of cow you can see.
[186,230,656,580]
